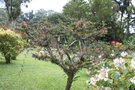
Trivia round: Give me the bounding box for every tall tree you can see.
[0,8,7,25]
[89,0,118,23]
[88,0,125,41]
[0,0,31,28]
[114,0,135,37]
[63,0,89,20]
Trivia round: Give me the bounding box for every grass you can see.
[0,51,90,90]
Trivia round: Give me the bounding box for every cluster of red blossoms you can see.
[111,40,125,49]
[111,40,119,46]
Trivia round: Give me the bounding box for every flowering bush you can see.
[0,28,26,63]
[111,40,125,50]
[87,51,135,90]
[31,18,113,90]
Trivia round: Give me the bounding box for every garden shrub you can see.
[87,51,135,90]
[0,27,26,63]
[124,34,135,50]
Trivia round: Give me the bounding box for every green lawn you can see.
[0,51,89,90]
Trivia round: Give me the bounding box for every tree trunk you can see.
[5,54,11,64]
[65,73,74,90]
[11,56,17,60]
[11,20,16,29]
[126,13,130,38]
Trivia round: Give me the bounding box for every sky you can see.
[1,0,135,13]
[21,0,135,13]
[21,0,69,13]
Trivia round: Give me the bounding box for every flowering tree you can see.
[31,17,108,90]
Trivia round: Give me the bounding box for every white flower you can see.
[39,50,45,54]
[131,58,135,69]
[98,55,102,59]
[113,58,125,69]
[121,51,128,57]
[130,77,135,84]
[87,77,97,86]
[87,68,110,86]
[111,53,115,57]
[98,67,110,81]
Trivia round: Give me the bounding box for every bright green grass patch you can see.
[0,51,89,90]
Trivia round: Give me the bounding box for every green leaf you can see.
[114,71,120,80]
[118,87,124,90]
[123,69,128,75]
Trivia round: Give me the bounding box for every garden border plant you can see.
[87,51,135,90]
[0,27,26,63]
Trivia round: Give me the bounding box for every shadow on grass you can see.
[0,60,6,64]
[0,60,15,65]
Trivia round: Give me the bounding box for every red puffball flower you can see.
[111,40,117,46]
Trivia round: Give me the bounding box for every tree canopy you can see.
[63,0,89,19]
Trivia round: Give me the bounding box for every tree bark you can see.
[65,73,74,90]
[5,54,11,64]
[126,13,130,38]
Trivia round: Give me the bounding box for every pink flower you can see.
[111,40,117,46]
